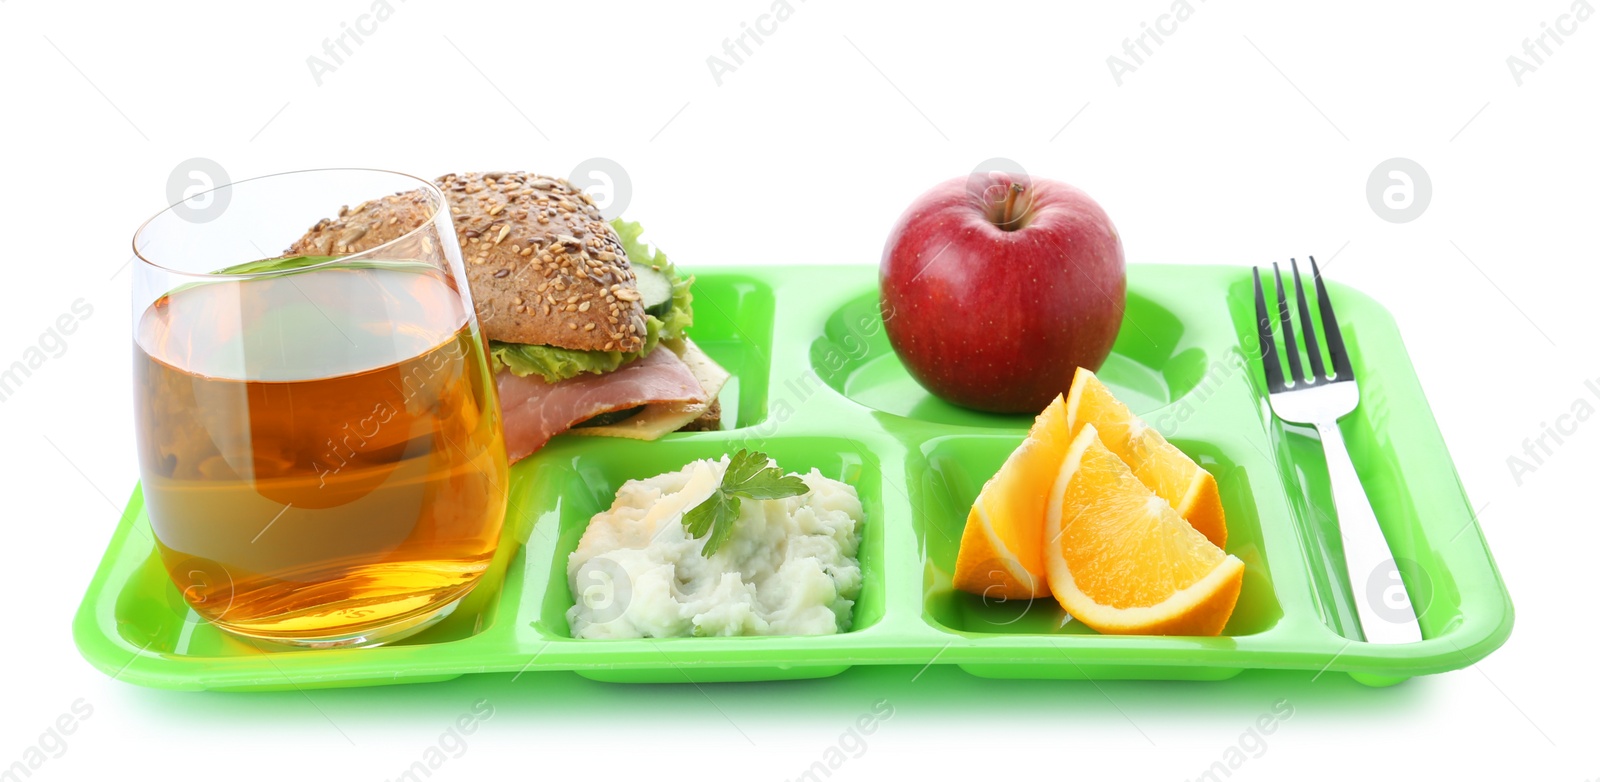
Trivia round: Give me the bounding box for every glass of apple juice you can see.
[130,169,508,648]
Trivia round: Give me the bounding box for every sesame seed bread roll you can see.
[289,190,436,258]
[290,172,648,353]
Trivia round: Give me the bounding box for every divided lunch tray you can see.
[74,264,1513,690]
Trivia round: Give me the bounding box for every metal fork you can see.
[1252,258,1422,644]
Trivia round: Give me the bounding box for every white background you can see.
[2,0,1597,779]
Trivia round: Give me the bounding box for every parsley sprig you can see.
[682,450,809,556]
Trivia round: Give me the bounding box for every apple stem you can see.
[999,183,1025,229]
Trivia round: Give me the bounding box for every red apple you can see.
[879,172,1125,413]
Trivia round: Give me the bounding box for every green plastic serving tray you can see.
[74,264,1512,691]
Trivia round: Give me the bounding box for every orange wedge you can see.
[1065,367,1227,547]
[952,395,1072,599]
[1043,424,1244,636]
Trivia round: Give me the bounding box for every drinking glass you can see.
[131,169,508,648]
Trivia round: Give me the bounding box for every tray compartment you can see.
[513,433,889,644]
[1222,276,1479,643]
[913,433,1284,638]
[680,273,778,431]
[96,502,515,662]
[810,289,1213,427]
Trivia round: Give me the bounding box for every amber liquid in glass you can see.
[134,262,507,644]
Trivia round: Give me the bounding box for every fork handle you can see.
[1315,420,1423,644]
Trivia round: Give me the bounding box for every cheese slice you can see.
[566,338,731,440]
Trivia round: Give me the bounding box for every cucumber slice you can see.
[574,406,644,428]
[633,265,675,318]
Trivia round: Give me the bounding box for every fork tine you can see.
[1252,267,1285,393]
[1290,259,1327,381]
[1272,263,1305,386]
[1309,256,1352,380]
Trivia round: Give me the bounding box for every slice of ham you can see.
[566,338,730,441]
[496,346,708,463]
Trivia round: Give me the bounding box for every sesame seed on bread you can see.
[288,172,647,353]
[289,190,436,257]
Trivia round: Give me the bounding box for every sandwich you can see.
[289,171,729,463]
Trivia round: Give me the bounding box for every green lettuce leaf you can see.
[212,255,435,277]
[490,220,693,382]
[490,315,662,381]
[215,254,340,275]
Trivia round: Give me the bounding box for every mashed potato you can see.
[567,456,864,639]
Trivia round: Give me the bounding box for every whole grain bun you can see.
[289,172,647,353]
[290,190,435,256]
[438,172,646,352]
